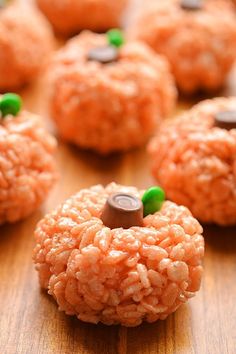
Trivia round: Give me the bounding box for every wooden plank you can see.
[0,1,236,353]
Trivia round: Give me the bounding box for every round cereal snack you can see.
[33,183,204,327]
[47,31,177,154]
[36,0,128,36]
[0,3,53,91]
[128,0,236,94]
[0,94,58,225]
[148,97,236,226]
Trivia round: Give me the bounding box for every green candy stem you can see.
[107,29,125,48]
[0,93,22,118]
[142,186,165,217]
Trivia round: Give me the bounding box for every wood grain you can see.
[0,1,236,353]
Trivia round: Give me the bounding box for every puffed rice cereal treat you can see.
[47,30,177,154]
[148,97,236,225]
[0,2,53,91]
[33,183,204,326]
[128,0,236,94]
[0,93,58,224]
[36,0,128,36]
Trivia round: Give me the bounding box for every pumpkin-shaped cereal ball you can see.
[36,0,128,36]
[0,93,58,224]
[33,183,204,326]
[148,97,236,225]
[47,31,177,154]
[0,2,53,91]
[128,0,236,94]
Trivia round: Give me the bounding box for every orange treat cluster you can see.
[0,4,53,91]
[33,183,204,327]
[148,97,236,225]
[129,0,236,94]
[48,31,177,154]
[0,112,57,224]
[36,0,128,35]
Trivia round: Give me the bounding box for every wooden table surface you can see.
[1,1,236,354]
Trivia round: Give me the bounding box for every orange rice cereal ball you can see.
[36,0,128,36]
[148,97,236,226]
[128,0,236,94]
[0,93,57,225]
[33,183,204,327]
[0,2,53,91]
[48,31,177,154]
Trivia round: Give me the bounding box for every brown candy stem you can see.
[87,46,118,64]
[214,110,236,131]
[180,0,202,11]
[101,193,143,229]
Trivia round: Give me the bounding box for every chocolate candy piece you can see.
[214,110,236,130]
[101,193,143,229]
[87,46,118,64]
[180,0,202,11]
